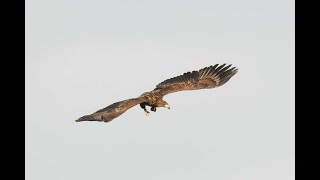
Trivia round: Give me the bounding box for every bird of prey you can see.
[76,64,238,123]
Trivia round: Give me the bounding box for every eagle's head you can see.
[156,99,170,109]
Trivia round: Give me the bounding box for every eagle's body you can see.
[76,64,238,123]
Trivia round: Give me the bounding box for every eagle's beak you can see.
[164,104,170,109]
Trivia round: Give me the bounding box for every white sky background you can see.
[26,0,295,180]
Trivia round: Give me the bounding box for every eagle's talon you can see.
[144,109,150,116]
[151,107,156,112]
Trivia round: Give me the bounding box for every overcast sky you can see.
[26,0,295,179]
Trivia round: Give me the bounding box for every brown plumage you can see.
[76,64,238,123]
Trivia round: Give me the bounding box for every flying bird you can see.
[76,64,238,123]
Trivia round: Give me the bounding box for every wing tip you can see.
[75,114,99,122]
[216,65,238,86]
[155,63,238,89]
[75,115,90,122]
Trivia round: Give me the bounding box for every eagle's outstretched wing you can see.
[76,97,144,123]
[154,64,238,96]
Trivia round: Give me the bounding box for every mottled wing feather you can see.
[155,64,238,96]
[76,97,144,123]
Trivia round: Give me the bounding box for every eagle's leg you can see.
[151,106,157,112]
[140,103,150,116]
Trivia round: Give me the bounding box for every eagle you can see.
[76,64,238,123]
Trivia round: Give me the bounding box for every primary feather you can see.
[154,64,238,95]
